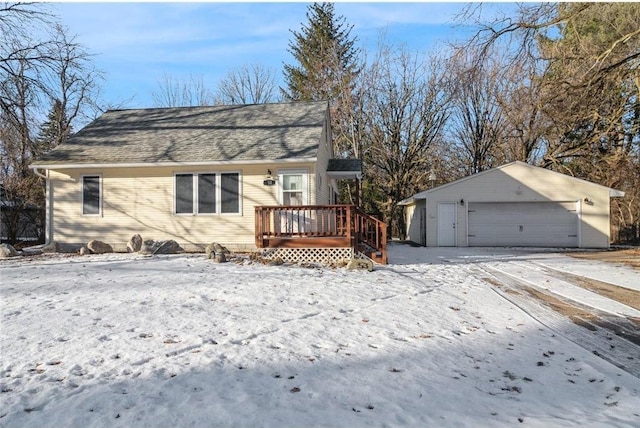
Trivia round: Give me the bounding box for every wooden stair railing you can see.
[354,208,388,264]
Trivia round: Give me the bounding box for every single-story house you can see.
[399,161,625,248]
[31,101,386,262]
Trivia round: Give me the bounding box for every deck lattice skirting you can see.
[260,247,373,265]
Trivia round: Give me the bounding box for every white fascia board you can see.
[326,171,362,180]
[32,157,318,170]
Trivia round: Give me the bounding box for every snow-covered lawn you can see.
[1,245,638,427]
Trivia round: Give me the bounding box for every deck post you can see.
[346,205,352,247]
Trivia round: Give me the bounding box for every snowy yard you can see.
[1,244,639,427]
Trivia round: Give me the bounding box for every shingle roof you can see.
[327,158,362,173]
[33,101,328,166]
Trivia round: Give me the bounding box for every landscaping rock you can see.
[21,247,43,256]
[205,242,229,259]
[346,258,374,272]
[79,246,90,256]
[87,240,113,254]
[127,234,143,253]
[212,252,227,263]
[0,243,18,258]
[41,241,59,253]
[140,239,183,255]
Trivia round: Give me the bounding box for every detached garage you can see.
[400,161,625,249]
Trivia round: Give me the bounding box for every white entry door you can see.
[437,202,456,246]
[278,170,309,234]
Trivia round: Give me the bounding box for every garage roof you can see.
[399,161,625,205]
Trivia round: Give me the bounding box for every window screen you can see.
[82,176,100,215]
[175,174,193,214]
[221,173,239,213]
[198,174,216,214]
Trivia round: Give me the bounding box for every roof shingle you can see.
[34,101,328,166]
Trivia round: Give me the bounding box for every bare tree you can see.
[458,2,640,243]
[151,73,214,107]
[447,48,505,175]
[494,59,546,164]
[359,40,451,237]
[1,3,102,245]
[215,63,278,105]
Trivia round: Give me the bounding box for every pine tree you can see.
[283,2,359,102]
[36,99,70,156]
[283,2,361,165]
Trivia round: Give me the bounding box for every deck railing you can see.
[255,204,387,264]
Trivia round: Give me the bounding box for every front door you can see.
[437,202,456,246]
[278,170,309,233]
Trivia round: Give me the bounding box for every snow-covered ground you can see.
[1,245,639,428]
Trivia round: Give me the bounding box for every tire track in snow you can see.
[472,264,640,378]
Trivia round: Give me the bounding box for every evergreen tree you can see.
[282,2,359,102]
[36,98,70,155]
[283,2,361,164]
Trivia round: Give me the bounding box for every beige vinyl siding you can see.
[314,117,333,205]
[404,162,616,249]
[405,201,424,243]
[49,161,317,251]
[423,164,612,248]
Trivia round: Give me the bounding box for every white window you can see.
[279,170,308,205]
[175,172,240,215]
[82,175,101,216]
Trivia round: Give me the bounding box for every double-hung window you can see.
[82,175,101,215]
[279,170,308,206]
[175,172,240,215]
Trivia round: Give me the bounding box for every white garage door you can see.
[468,202,578,247]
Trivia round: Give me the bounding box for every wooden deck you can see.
[255,205,387,264]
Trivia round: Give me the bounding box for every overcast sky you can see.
[51,2,514,109]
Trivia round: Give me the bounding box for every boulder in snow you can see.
[346,258,373,272]
[205,242,229,259]
[212,252,227,263]
[140,239,183,255]
[0,243,18,258]
[41,241,60,253]
[88,240,113,254]
[127,234,143,253]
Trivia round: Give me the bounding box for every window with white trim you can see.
[82,175,101,215]
[174,172,240,215]
[279,170,308,205]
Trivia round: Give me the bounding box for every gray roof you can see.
[33,101,328,166]
[327,158,361,173]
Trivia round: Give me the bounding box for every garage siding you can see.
[403,162,615,248]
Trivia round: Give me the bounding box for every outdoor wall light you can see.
[263,169,276,186]
[460,199,465,205]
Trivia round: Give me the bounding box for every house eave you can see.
[326,171,362,180]
[31,157,318,170]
